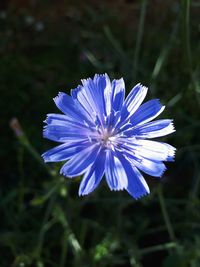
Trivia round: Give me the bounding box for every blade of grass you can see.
[182,0,200,198]
[182,0,200,97]
[157,186,176,242]
[103,25,126,60]
[133,0,147,82]
[140,242,177,255]
[150,17,179,94]
[35,195,57,258]
[10,118,54,177]
[182,0,192,70]
[84,50,112,70]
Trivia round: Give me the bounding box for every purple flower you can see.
[42,74,175,199]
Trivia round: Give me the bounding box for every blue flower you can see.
[42,74,175,199]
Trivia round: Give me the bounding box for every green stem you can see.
[104,26,126,59]
[140,242,177,255]
[60,231,69,267]
[133,0,147,81]
[35,196,56,258]
[10,118,52,175]
[17,146,25,211]
[182,0,192,70]
[187,149,200,200]
[18,134,54,177]
[157,186,176,242]
[181,0,200,198]
[182,0,200,95]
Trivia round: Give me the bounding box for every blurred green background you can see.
[1,0,200,266]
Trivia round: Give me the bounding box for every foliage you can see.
[1,0,200,266]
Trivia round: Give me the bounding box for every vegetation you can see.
[1,0,200,266]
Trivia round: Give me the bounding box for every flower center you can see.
[98,128,115,148]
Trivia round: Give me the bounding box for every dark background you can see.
[1,0,200,266]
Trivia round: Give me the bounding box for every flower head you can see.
[42,74,175,199]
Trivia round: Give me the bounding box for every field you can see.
[1,0,200,266]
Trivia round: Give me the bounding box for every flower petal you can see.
[54,92,93,124]
[72,74,111,124]
[120,142,169,177]
[78,149,106,196]
[102,74,113,116]
[124,139,176,162]
[45,113,93,130]
[105,150,128,190]
[71,85,95,120]
[133,158,166,177]
[111,78,125,111]
[124,119,175,138]
[126,167,150,199]
[115,152,150,199]
[42,141,89,162]
[130,99,165,126]
[121,83,148,119]
[43,124,91,142]
[60,144,101,177]
[93,74,109,116]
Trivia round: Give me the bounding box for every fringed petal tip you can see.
[41,152,46,162]
[93,73,109,79]
[79,185,150,199]
[81,78,92,86]
[59,164,75,178]
[43,126,48,137]
[163,120,176,137]
[142,85,148,91]
[42,126,54,142]
[43,114,53,124]
[81,73,110,88]
[43,115,48,124]
[59,168,70,178]
[78,191,84,197]
[70,85,82,98]
[136,83,148,91]
[59,169,65,176]
[42,154,59,163]
[133,190,150,200]
[78,190,88,197]
[170,119,176,130]
[109,186,127,192]
[158,166,167,178]
[166,146,176,162]
[53,92,65,101]
[130,83,145,94]
[41,152,49,163]
[43,126,54,140]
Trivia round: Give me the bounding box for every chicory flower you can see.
[42,74,175,199]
